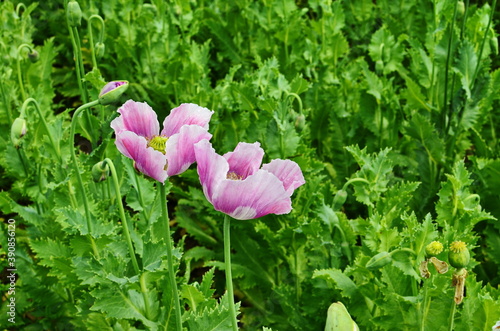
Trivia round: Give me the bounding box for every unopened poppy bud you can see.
[294,114,306,132]
[99,81,129,105]
[92,161,110,182]
[28,50,39,63]
[425,241,444,258]
[11,117,27,148]
[95,42,105,59]
[332,189,348,210]
[366,251,392,270]
[67,1,82,27]
[325,302,360,331]
[448,241,470,269]
[457,1,465,17]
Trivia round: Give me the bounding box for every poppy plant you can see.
[194,139,305,220]
[111,100,214,183]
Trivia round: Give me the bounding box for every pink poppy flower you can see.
[194,139,305,220]
[111,100,213,183]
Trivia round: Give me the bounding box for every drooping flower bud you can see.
[99,81,129,105]
[95,42,105,59]
[366,251,392,270]
[448,241,470,269]
[332,189,348,211]
[92,161,110,182]
[325,302,360,331]
[425,241,444,258]
[67,1,83,27]
[27,50,39,63]
[11,117,27,148]
[294,114,306,132]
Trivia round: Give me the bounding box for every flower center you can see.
[449,241,467,253]
[226,171,243,180]
[147,135,168,154]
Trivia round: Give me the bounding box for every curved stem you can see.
[20,98,61,160]
[17,44,34,101]
[70,100,99,251]
[224,214,238,331]
[88,15,105,70]
[159,182,182,330]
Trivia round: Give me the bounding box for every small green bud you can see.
[332,189,348,211]
[294,114,306,132]
[366,251,392,270]
[325,302,360,331]
[92,161,110,182]
[425,241,444,258]
[448,241,470,269]
[457,1,465,17]
[98,81,129,105]
[27,50,39,63]
[11,117,27,148]
[95,42,105,59]
[67,1,82,27]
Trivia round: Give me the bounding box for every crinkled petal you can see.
[115,131,168,183]
[111,100,159,138]
[223,142,264,179]
[194,139,229,203]
[161,103,214,137]
[262,159,305,195]
[165,125,212,176]
[211,170,292,220]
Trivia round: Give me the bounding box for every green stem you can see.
[159,182,182,331]
[421,279,431,331]
[103,158,151,319]
[224,214,238,331]
[72,26,87,103]
[103,158,140,273]
[448,298,457,331]
[20,98,61,160]
[441,0,459,133]
[471,0,496,88]
[70,100,100,257]
[17,44,34,101]
[0,78,13,124]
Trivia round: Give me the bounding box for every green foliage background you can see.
[1,0,500,330]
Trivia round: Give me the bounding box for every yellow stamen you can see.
[226,172,243,180]
[148,135,168,154]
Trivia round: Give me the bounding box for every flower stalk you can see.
[158,182,182,330]
[224,214,238,331]
[17,44,37,101]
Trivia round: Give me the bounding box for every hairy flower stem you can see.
[159,182,182,330]
[448,299,457,331]
[224,214,238,331]
[103,158,151,319]
[70,100,100,258]
[420,279,431,331]
[17,44,35,101]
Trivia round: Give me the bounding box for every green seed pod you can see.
[325,302,360,331]
[98,81,129,105]
[366,251,392,270]
[92,161,110,182]
[67,1,82,27]
[425,241,444,258]
[95,42,105,59]
[448,241,470,269]
[11,117,27,148]
[27,50,39,63]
